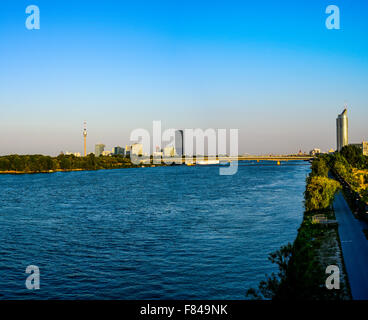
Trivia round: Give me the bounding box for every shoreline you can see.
[0,168,86,175]
[0,166,154,175]
[247,156,352,300]
[281,159,351,299]
[0,159,310,175]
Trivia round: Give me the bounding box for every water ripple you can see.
[0,163,309,299]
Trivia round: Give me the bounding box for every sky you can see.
[0,0,368,155]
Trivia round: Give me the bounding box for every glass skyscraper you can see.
[175,130,184,156]
[336,109,348,152]
[95,144,105,157]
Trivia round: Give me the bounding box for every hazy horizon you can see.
[1,0,368,156]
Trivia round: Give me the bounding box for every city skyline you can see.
[3,106,366,157]
[1,1,368,155]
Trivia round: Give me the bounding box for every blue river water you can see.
[0,161,310,299]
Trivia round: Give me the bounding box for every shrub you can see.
[310,157,329,178]
[304,176,341,211]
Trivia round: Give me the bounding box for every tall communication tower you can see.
[83,121,87,156]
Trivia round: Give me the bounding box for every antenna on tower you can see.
[344,100,348,110]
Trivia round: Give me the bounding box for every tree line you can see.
[247,154,347,300]
[0,154,136,173]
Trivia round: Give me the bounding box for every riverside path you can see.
[334,192,368,300]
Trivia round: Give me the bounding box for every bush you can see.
[310,157,329,178]
[304,176,341,211]
[341,145,368,169]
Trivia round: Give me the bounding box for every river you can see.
[0,161,309,299]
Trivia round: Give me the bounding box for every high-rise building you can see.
[113,146,125,156]
[95,144,105,157]
[175,130,184,156]
[336,108,348,152]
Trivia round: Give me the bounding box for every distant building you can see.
[175,130,184,156]
[113,146,125,156]
[125,145,131,157]
[95,144,105,157]
[350,142,368,156]
[363,142,368,156]
[102,150,112,156]
[336,108,348,152]
[309,148,321,156]
[131,143,143,156]
[164,146,176,157]
[153,151,163,158]
[65,152,81,157]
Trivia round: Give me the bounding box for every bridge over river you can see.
[221,156,313,161]
[152,155,314,165]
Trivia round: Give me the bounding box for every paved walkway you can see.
[334,192,368,300]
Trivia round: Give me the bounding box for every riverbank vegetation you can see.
[247,156,350,300]
[0,154,148,173]
[328,145,368,204]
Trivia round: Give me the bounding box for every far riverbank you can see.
[0,154,169,175]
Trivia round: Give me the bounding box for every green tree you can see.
[0,158,11,171]
[310,157,329,178]
[341,145,367,169]
[304,176,341,211]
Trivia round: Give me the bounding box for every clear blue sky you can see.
[0,0,368,155]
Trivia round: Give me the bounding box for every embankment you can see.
[247,157,351,300]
